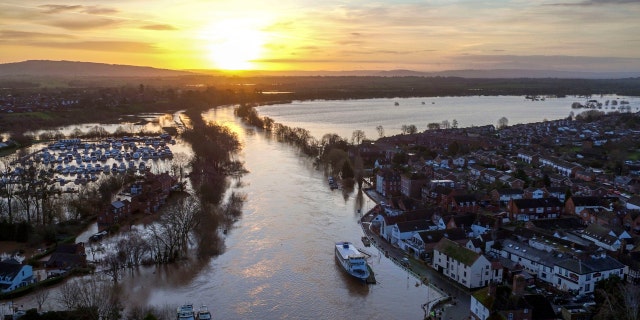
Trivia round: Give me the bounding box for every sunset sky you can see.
[1,0,639,72]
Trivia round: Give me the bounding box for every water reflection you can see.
[13,107,433,319]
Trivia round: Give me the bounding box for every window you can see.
[585,284,590,292]
[508,313,513,320]
[586,274,591,281]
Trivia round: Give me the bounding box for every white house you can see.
[554,254,626,294]
[391,220,436,246]
[580,224,622,251]
[496,239,559,284]
[433,238,502,289]
[0,259,34,293]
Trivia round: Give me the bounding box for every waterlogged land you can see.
[2,76,640,141]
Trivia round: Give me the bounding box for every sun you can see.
[203,19,268,70]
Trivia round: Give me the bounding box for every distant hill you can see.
[0,60,194,77]
[190,68,640,79]
[2,60,638,79]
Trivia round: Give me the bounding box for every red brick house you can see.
[507,198,563,221]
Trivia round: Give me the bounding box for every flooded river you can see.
[110,107,431,319]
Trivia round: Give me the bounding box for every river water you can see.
[110,107,431,319]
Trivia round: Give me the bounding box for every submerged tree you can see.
[497,116,509,129]
[351,129,366,146]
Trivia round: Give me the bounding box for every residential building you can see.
[554,254,627,294]
[433,238,502,289]
[376,168,401,197]
[507,198,563,221]
[0,259,33,293]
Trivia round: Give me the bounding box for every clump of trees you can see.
[57,275,122,320]
[575,110,605,122]
[593,276,640,320]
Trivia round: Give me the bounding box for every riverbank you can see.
[360,188,472,320]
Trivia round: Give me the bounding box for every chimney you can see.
[487,281,497,297]
[512,273,526,296]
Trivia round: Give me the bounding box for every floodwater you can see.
[79,106,433,319]
[257,94,640,140]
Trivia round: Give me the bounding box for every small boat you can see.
[335,241,370,281]
[196,305,212,320]
[394,101,399,106]
[361,236,371,247]
[177,304,195,320]
[328,176,339,189]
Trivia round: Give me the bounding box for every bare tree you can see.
[0,157,17,223]
[452,119,458,128]
[117,231,150,268]
[57,275,122,320]
[351,130,366,146]
[170,152,190,183]
[149,197,200,263]
[497,116,509,129]
[376,125,385,138]
[33,283,50,312]
[427,123,440,130]
[441,120,450,129]
[103,252,125,283]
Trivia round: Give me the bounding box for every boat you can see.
[361,236,371,247]
[335,241,370,281]
[328,176,339,189]
[196,305,212,320]
[176,304,195,320]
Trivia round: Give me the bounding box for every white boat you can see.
[335,241,370,281]
[177,304,195,320]
[196,305,212,320]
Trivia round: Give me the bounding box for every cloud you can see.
[82,6,119,15]
[34,40,159,53]
[46,18,120,30]
[255,58,389,64]
[547,0,640,6]
[0,29,73,40]
[38,4,82,14]
[140,24,178,31]
[38,4,118,15]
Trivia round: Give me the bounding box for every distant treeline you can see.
[245,76,640,100]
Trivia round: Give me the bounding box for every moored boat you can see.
[335,241,370,281]
[176,304,195,320]
[196,305,212,320]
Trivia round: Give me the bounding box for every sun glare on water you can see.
[203,19,268,71]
